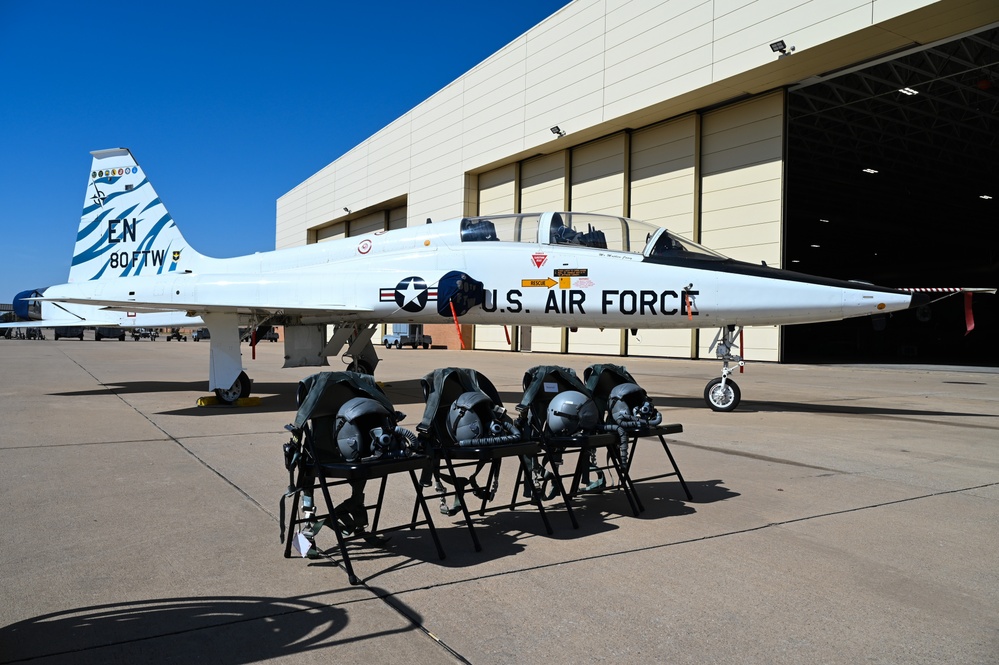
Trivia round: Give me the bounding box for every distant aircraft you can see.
[3,148,992,409]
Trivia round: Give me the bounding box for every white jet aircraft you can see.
[6,148,992,410]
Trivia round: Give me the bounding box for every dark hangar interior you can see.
[783,25,998,366]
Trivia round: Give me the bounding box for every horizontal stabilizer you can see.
[0,319,117,329]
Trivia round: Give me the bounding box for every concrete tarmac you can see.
[1,336,997,664]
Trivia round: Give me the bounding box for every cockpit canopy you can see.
[459,212,727,261]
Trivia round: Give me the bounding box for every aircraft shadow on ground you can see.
[0,591,416,664]
[650,395,996,420]
[47,379,997,422]
[50,380,210,397]
[49,381,302,416]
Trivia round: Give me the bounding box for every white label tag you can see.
[294,532,312,558]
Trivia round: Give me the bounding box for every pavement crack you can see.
[308,551,472,664]
[65,356,275,521]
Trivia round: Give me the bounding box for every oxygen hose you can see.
[614,409,663,430]
[395,425,420,451]
[596,423,629,467]
[455,420,522,447]
[360,425,420,462]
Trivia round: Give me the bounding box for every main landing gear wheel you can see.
[215,371,252,404]
[348,359,374,375]
[704,377,740,412]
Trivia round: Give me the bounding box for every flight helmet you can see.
[546,390,599,436]
[607,382,658,425]
[447,391,504,444]
[335,397,404,461]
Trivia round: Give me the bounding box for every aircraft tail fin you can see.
[70,148,205,283]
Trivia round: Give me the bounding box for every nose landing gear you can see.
[705,326,744,412]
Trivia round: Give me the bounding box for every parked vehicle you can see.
[131,328,159,341]
[95,327,126,341]
[165,328,187,341]
[240,326,280,343]
[382,324,431,349]
[192,328,210,341]
[54,326,85,340]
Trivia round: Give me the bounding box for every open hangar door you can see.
[783,26,998,366]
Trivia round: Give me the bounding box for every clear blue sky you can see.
[0,0,568,303]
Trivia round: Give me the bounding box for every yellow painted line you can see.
[196,396,263,407]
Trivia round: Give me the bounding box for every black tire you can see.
[384,340,391,349]
[704,377,740,412]
[423,343,430,349]
[214,371,252,404]
[394,340,402,349]
[411,342,418,349]
[95,332,103,341]
[349,359,374,375]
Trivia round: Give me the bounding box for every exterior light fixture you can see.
[899,87,919,96]
[343,207,351,213]
[810,244,821,248]
[819,218,830,223]
[980,195,993,200]
[862,168,878,174]
[770,40,794,56]
[550,126,566,137]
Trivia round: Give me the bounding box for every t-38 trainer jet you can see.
[5,148,992,410]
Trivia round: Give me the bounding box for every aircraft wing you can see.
[31,296,375,317]
[1,294,204,330]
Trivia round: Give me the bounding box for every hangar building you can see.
[276,0,998,366]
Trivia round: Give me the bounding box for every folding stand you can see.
[584,363,692,502]
[515,365,646,525]
[284,455,444,585]
[281,371,445,586]
[511,430,639,528]
[422,440,554,551]
[623,423,692,501]
[415,367,555,552]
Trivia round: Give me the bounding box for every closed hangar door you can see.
[627,114,699,359]
[474,165,518,351]
[315,221,346,243]
[565,135,627,356]
[697,92,785,363]
[518,152,568,353]
[783,27,998,366]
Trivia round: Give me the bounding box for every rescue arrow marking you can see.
[522,278,558,288]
